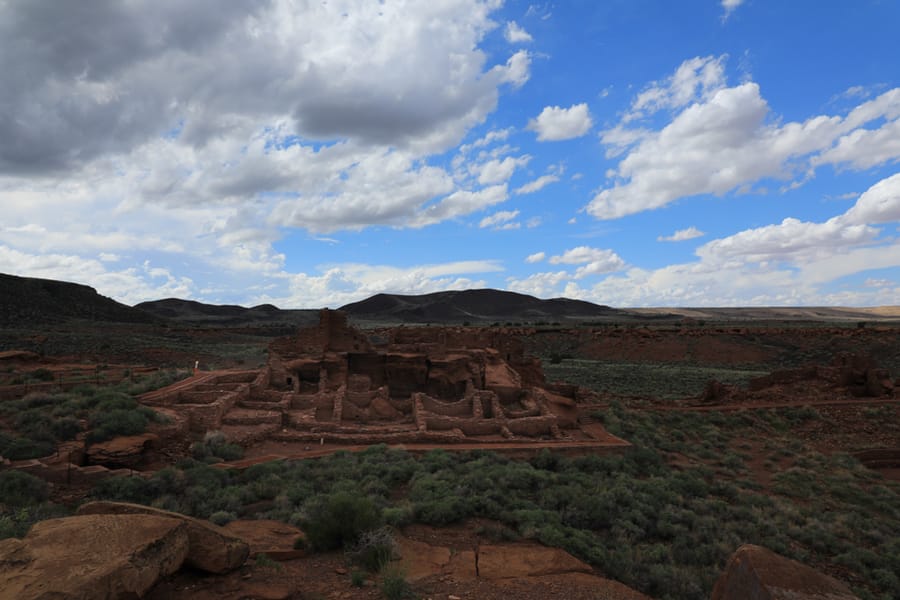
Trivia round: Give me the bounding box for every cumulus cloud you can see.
[549,246,623,266]
[271,260,504,308]
[514,174,560,195]
[589,56,900,220]
[505,21,533,43]
[478,155,531,185]
[411,184,510,228]
[840,172,900,225]
[0,1,531,173]
[527,103,593,141]
[497,50,532,89]
[626,55,727,122]
[480,210,520,229]
[506,271,570,298]
[570,173,900,307]
[525,252,546,263]
[658,226,705,242]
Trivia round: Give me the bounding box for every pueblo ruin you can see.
[140,309,626,453]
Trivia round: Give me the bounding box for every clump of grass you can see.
[380,564,413,600]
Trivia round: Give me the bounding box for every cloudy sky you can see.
[2,0,899,308]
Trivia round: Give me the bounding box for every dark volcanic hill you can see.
[0,273,158,326]
[339,289,622,323]
[136,298,318,327]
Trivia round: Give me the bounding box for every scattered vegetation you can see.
[0,371,183,460]
[543,359,768,398]
[379,564,414,600]
[79,419,900,600]
[191,430,244,463]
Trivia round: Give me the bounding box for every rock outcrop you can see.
[86,432,159,468]
[711,544,860,600]
[0,514,189,600]
[77,501,249,574]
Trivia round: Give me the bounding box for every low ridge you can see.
[0,273,158,326]
[339,288,621,322]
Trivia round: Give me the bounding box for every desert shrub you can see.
[350,570,366,587]
[191,431,244,462]
[208,510,237,526]
[408,472,473,525]
[383,504,414,528]
[253,553,282,571]
[380,564,413,600]
[345,526,396,572]
[52,416,82,441]
[90,473,156,504]
[121,369,190,395]
[302,491,382,551]
[28,368,54,382]
[0,502,69,540]
[0,471,49,507]
[0,433,55,460]
[87,409,151,443]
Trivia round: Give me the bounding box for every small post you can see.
[193,360,199,376]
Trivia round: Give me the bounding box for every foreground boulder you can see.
[77,500,249,574]
[0,514,189,600]
[711,544,859,600]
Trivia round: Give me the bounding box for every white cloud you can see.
[840,172,900,225]
[459,128,514,154]
[721,0,745,20]
[505,21,533,43]
[0,245,194,305]
[527,103,594,141]
[269,260,503,308]
[514,174,560,195]
[658,226,705,242]
[411,184,510,227]
[480,210,520,229]
[549,246,624,266]
[478,155,531,184]
[569,173,900,307]
[589,56,900,220]
[627,56,727,122]
[507,271,570,298]
[496,50,532,89]
[525,251,546,263]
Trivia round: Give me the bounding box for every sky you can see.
[1,0,899,309]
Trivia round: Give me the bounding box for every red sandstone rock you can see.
[0,514,189,600]
[86,432,158,468]
[711,544,860,600]
[223,519,306,561]
[77,501,249,574]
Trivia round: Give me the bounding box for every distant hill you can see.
[339,289,622,323]
[0,273,158,326]
[136,298,319,327]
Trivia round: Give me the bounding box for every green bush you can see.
[302,491,383,551]
[28,368,54,382]
[87,409,150,443]
[350,570,366,587]
[0,471,49,507]
[191,431,244,463]
[380,564,413,600]
[208,510,237,526]
[345,526,396,572]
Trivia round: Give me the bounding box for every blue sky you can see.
[1,0,899,308]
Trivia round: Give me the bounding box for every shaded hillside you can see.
[339,289,622,323]
[136,298,319,327]
[0,273,158,326]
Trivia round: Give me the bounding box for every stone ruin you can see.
[699,352,897,405]
[139,310,621,451]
